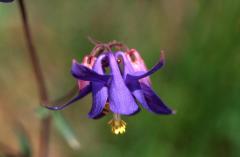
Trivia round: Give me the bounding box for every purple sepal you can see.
[45,85,91,110]
[88,54,108,119]
[126,53,165,81]
[71,60,111,85]
[140,83,173,114]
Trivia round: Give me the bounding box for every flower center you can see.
[108,114,126,135]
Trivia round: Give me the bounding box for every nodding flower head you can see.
[46,41,174,135]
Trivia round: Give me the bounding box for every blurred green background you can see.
[0,0,240,157]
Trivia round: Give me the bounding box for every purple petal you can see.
[108,52,139,115]
[71,60,111,85]
[88,54,108,119]
[45,85,91,110]
[140,83,173,114]
[126,52,165,81]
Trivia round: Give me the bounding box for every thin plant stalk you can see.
[17,0,51,157]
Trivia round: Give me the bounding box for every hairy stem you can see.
[17,0,51,157]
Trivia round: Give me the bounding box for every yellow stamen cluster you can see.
[108,119,126,135]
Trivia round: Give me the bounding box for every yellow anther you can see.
[108,118,126,135]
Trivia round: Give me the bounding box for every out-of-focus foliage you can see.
[16,125,32,157]
[0,0,240,157]
[52,111,80,150]
[36,107,80,150]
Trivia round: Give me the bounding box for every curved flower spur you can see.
[46,41,175,135]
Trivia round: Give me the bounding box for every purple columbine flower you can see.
[46,50,174,134]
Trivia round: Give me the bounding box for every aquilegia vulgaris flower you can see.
[46,41,174,135]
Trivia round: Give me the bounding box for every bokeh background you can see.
[1,0,240,157]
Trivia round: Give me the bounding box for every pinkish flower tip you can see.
[160,50,165,65]
[72,59,77,64]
